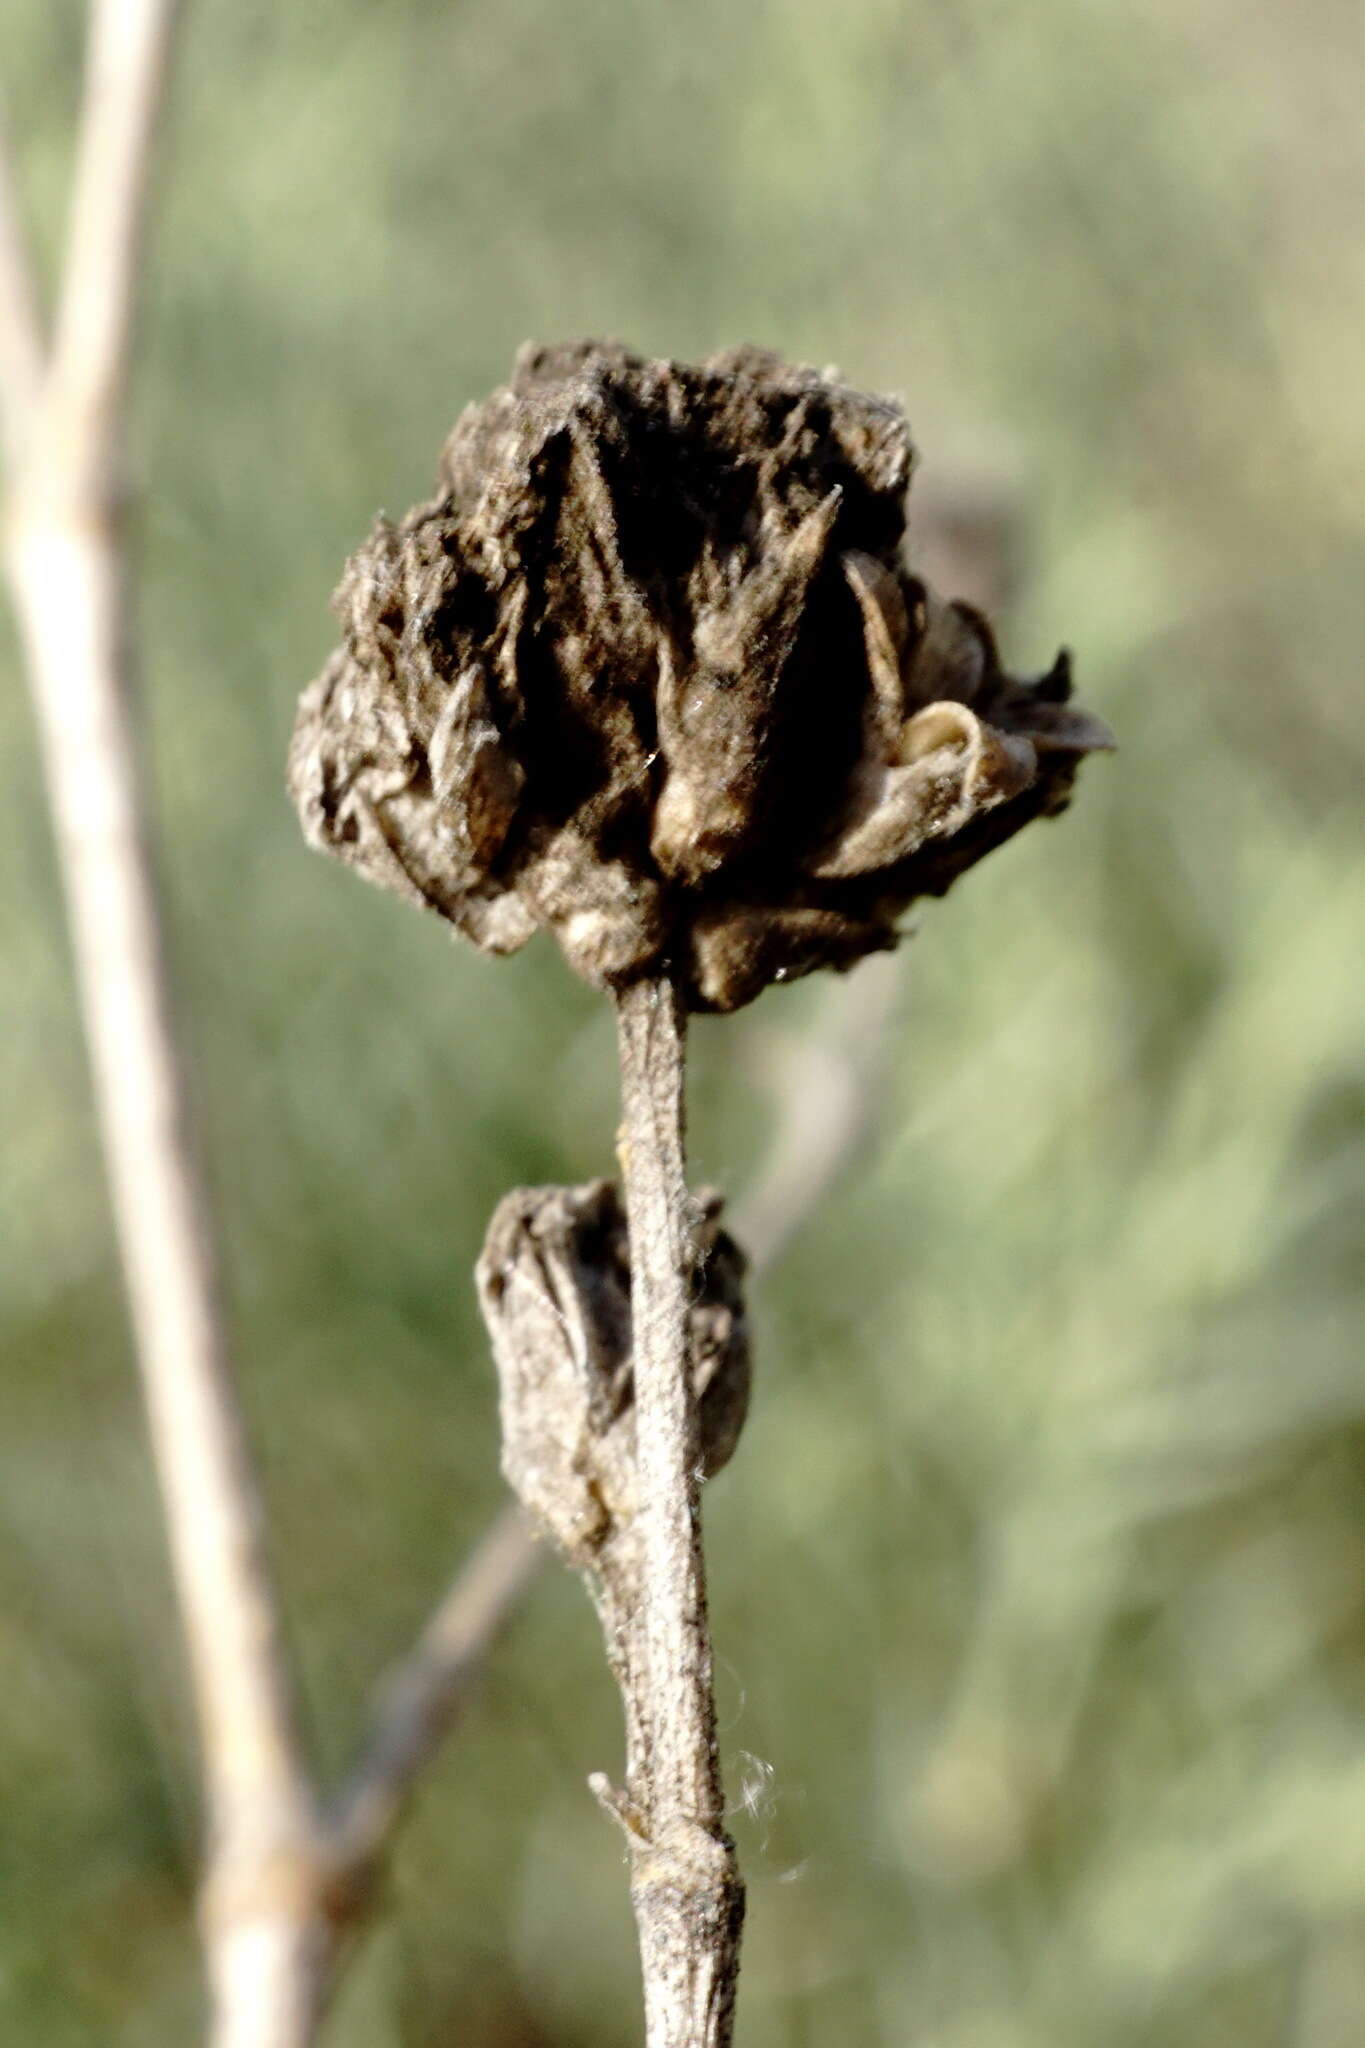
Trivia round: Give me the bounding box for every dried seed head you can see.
[290,341,1113,1011]
[476,1180,750,1561]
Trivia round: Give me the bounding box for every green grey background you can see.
[3,1,1364,2041]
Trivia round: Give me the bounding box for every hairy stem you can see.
[615,976,744,2048]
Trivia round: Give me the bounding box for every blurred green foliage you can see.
[3,0,1364,2041]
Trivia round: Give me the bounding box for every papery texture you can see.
[290,342,1112,1010]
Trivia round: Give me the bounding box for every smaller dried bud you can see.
[476,1181,749,1563]
[290,342,1112,1010]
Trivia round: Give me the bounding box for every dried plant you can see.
[290,341,1112,1014]
[4,0,1111,2020]
[289,341,1111,2046]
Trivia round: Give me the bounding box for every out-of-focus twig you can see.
[48,0,176,479]
[327,1502,541,1876]
[733,954,902,1274]
[2,8,333,2044]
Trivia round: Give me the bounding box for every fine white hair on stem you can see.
[731,1751,778,1839]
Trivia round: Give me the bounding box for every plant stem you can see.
[2,10,338,2036]
[615,975,744,2048]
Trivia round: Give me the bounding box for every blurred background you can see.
[3,0,1364,2041]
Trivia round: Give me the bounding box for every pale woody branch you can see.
[49,0,180,489]
[1,5,325,2042]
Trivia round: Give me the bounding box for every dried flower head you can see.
[290,341,1112,1011]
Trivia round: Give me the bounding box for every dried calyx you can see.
[477,1180,750,1564]
[290,341,1113,1012]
